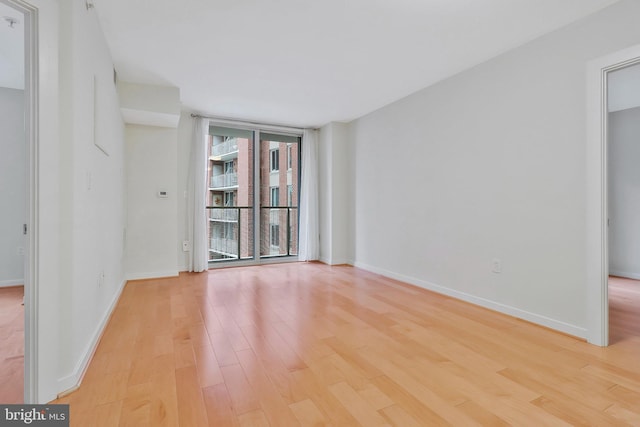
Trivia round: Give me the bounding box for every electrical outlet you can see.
[182,241,190,252]
[492,258,502,274]
[17,247,24,256]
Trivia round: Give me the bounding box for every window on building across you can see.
[224,161,234,174]
[270,224,280,247]
[224,191,235,207]
[270,187,279,207]
[270,149,279,172]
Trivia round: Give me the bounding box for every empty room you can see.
[2,0,640,425]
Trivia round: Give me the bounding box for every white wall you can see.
[176,112,194,271]
[319,122,353,265]
[31,0,62,403]
[608,63,640,112]
[125,124,179,279]
[25,0,126,401]
[0,87,25,287]
[57,0,127,394]
[349,0,640,338]
[608,106,640,279]
[118,82,181,128]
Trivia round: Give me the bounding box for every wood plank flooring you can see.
[609,276,640,344]
[53,264,640,426]
[0,285,24,404]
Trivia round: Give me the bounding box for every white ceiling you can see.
[93,0,618,127]
[0,2,24,90]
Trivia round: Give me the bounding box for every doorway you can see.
[0,0,37,403]
[0,0,26,403]
[606,62,640,344]
[586,44,640,347]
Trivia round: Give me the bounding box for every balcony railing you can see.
[206,206,298,262]
[269,208,280,225]
[209,208,239,222]
[207,206,251,261]
[210,172,238,189]
[211,138,238,157]
[209,238,238,256]
[260,206,298,258]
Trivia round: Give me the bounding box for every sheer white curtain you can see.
[187,117,209,272]
[298,128,319,261]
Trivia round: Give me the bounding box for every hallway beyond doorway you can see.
[0,285,24,403]
[609,276,640,344]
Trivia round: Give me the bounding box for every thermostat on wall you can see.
[157,190,169,198]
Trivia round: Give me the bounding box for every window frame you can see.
[207,125,301,266]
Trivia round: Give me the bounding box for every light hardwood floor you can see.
[53,264,640,426]
[609,276,640,344]
[0,285,24,404]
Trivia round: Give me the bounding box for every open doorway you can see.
[1,0,37,403]
[587,44,640,347]
[0,0,26,403]
[607,63,640,344]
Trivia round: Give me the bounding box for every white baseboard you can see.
[609,270,640,281]
[57,278,127,394]
[354,261,587,339]
[319,257,352,266]
[126,270,179,281]
[0,279,23,288]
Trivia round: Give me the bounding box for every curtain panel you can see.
[298,128,319,261]
[187,117,209,272]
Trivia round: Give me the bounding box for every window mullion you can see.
[253,130,261,261]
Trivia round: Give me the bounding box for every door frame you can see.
[586,43,640,347]
[1,0,39,402]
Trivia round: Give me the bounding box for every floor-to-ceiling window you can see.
[206,125,300,264]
